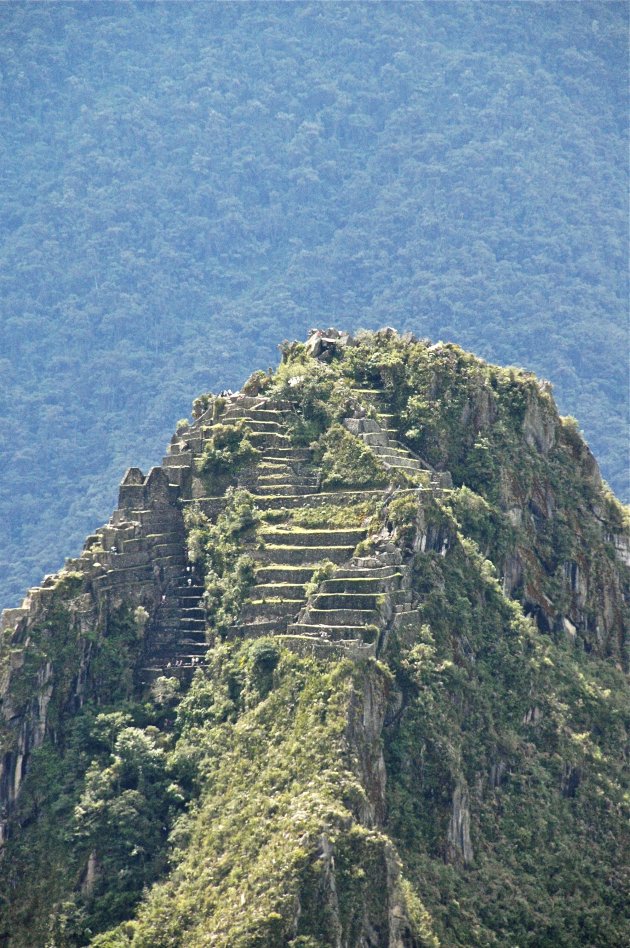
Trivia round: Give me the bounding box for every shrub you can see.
[387,492,420,548]
[184,490,260,635]
[316,424,388,489]
[305,560,337,598]
[242,369,272,396]
[195,420,260,492]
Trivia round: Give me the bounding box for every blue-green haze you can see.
[0,1,627,605]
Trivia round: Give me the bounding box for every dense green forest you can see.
[0,1,627,606]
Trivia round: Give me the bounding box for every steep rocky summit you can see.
[0,329,628,947]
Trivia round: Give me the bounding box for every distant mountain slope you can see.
[0,2,627,607]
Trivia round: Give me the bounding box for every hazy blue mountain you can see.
[0,1,627,606]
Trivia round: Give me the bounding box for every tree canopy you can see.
[0,1,627,605]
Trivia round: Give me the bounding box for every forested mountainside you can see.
[0,2,628,608]
[0,329,628,948]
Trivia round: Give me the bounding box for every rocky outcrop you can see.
[0,461,191,848]
[447,782,474,865]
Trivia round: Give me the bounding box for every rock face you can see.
[447,783,473,865]
[0,464,191,846]
[0,328,628,947]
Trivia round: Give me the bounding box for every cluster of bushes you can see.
[315,424,389,490]
[194,420,259,494]
[185,489,260,635]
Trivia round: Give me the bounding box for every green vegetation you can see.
[304,560,337,598]
[90,644,434,948]
[185,488,259,635]
[0,332,628,946]
[0,580,175,945]
[316,424,388,490]
[1,1,627,608]
[268,500,379,531]
[194,421,259,494]
[386,501,629,946]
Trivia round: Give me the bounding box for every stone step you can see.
[255,565,316,585]
[321,575,402,593]
[153,555,188,572]
[369,446,416,461]
[175,587,204,600]
[164,629,207,644]
[262,448,312,461]
[176,597,205,609]
[301,608,382,626]
[381,458,426,473]
[256,473,318,485]
[261,528,365,548]
[256,464,295,476]
[253,484,319,497]
[151,541,186,557]
[180,430,203,446]
[248,431,292,448]
[225,618,283,638]
[176,605,204,617]
[141,659,205,680]
[103,550,151,569]
[181,607,205,620]
[180,617,206,632]
[241,600,304,620]
[359,431,393,447]
[393,609,423,631]
[378,442,409,454]
[132,508,183,526]
[274,634,377,660]
[255,545,356,566]
[254,582,307,599]
[185,487,386,516]
[217,395,269,412]
[120,537,150,553]
[311,593,383,611]
[144,530,182,543]
[155,641,208,658]
[223,408,289,423]
[97,564,154,584]
[221,398,292,413]
[287,622,379,643]
[162,451,193,467]
[248,489,385,512]
[221,416,286,430]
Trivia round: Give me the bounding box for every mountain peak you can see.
[1,332,628,946]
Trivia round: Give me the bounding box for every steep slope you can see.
[0,330,628,947]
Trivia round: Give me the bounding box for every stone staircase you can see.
[285,552,419,657]
[347,388,451,488]
[216,399,373,640]
[2,383,449,681]
[173,389,450,661]
[0,334,452,849]
[140,577,206,683]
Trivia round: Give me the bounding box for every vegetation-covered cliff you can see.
[1,1,628,607]
[0,330,628,947]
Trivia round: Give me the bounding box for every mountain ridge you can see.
[0,328,628,947]
[1,1,627,608]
